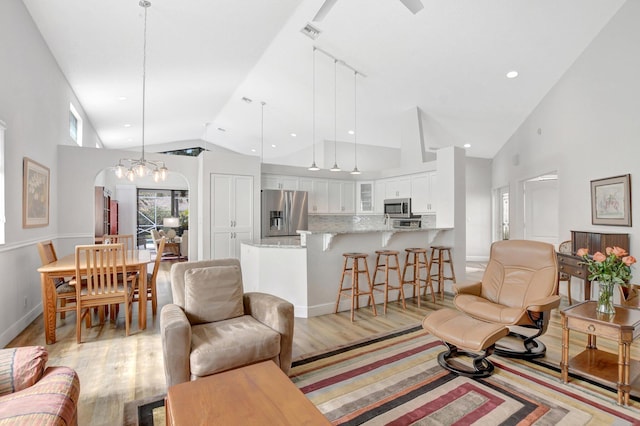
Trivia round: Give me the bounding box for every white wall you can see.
[492,1,640,297]
[466,158,492,260]
[0,0,102,346]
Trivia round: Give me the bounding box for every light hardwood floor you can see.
[9,261,640,425]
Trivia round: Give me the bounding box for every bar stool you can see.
[371,250,405,314]
[428,246,457,299]
[335,253,378,322]
[401,248,435,307]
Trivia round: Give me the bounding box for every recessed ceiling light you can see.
[348,130,355,135]
[124,124,131,128]
[271,144,276,148]
[251,149,256,153]
[127,138,133,142]
[290,133,297,137]
[117,96,127,101]
[463,143,471,148]
[506,70,519,79]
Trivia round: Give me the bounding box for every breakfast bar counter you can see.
[241,226,455,318]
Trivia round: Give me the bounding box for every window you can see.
[137,189,189,248]
[0,120,5,244]
[69,103,83,146]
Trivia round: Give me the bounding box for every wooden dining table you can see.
[37,249,152,344]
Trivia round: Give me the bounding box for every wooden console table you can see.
[166,361,330,425]
[560,301,640,406]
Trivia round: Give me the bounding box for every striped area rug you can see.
[290,326,640,425]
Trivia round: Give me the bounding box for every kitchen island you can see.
[241,226,456,318]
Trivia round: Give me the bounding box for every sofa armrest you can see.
[453,281,482,296]
[160,304,192,388]
[0,366,80,425]
[526,295,561,312]
[0,346,48,397]
[244,292,294,375]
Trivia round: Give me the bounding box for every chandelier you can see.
[114,0,168,182]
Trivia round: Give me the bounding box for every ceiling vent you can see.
[301,23,321,40]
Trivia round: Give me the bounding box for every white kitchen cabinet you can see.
[262,174,298,190]
[356,181,374,214]
[211,174,253,259]
[328,180,355,213]
[373,176,411,212]
[374,180,386,213]
[411,171,438,214]
[385,176,411,199]
[299,178,329,214]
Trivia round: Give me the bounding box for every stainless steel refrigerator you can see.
[261,189,308,237]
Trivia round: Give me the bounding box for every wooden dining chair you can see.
[37,241,76,320]
[74,243,136,343]
[133,237,165,315]
[103,234,134,252]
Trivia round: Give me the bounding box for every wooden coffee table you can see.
[166,361,330,425]
[560,301,640,405]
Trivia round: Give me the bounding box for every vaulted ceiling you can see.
[23,0,626,163]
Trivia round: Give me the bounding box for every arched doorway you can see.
[94,169,190,249]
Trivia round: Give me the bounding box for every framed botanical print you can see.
[591,174,631,226]
[22,157,50,228]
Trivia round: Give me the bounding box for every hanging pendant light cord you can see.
[141,0,149,161]
[332,59,339,170]
[353,71,357,166]
[261,101,266,163]
[312,48,316,164]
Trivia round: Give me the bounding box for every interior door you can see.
[523,175,559,245]
[495,186,509,241]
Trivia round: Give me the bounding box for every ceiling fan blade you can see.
[313,0,339,22]
[398,0,424,14]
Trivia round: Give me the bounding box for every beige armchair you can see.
[160,259,294,387]
[453,239,560,358]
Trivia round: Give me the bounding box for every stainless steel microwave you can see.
[384,198,412,218]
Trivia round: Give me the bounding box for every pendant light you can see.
[350,70,361,175]
[114,1,168,183]
[308,47,320,171]
[330,59,341,172]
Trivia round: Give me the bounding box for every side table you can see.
[560,301,640,405]
[166,361,330,425]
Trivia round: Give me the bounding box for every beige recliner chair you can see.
[160,259,294,387]
[454,239,561,358]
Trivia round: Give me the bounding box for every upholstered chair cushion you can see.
[0,346,48,396]
[190,316,281,378]
[184,265,244,324]
[170,259,241,308]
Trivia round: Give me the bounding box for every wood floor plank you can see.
[7,261,640,425]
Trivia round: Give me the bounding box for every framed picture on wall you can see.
[22,157,50,228]
[591,174,631,226]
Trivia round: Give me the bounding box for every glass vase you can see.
[596,281,616,315]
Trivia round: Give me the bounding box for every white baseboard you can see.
[0,304,42,348]
[466,256,489,262]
